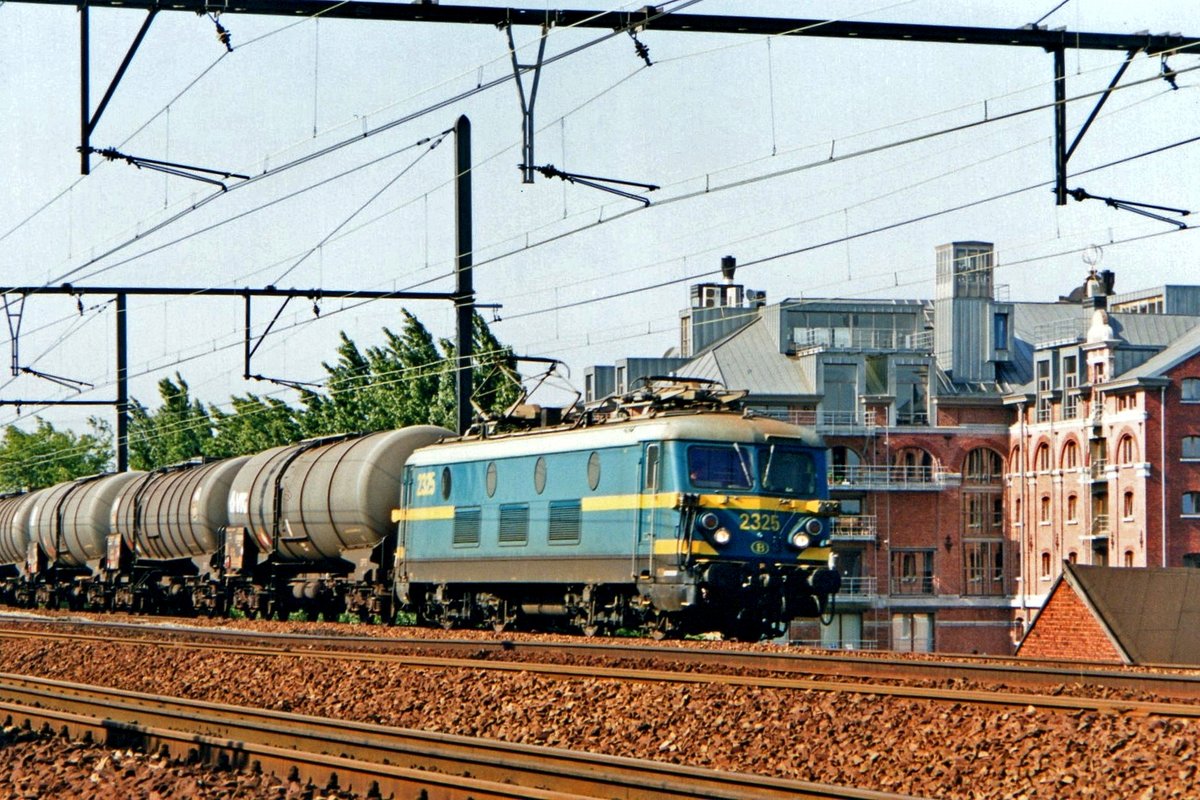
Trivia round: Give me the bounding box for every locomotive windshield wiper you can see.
[733,442,753,489]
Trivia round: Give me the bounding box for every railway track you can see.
[2,613,1199,702]
[0,673,918,800]
[1,616,1198,717]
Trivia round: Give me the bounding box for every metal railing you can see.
[828,465,958,490]
[1033,317,1084,347]
[890,575,935,595]
[832,516,877,541]
[790,328,932,352]
[839,576,878,597]
[790,638,879,651]
[1090,459,1108,480]
[1091,515,1110,538]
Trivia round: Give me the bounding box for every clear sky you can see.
[0,0,1197,436]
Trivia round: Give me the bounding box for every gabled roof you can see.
[684,313,814,398]
[1026,563,1200,666]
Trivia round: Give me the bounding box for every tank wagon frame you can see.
[0,381,840,639]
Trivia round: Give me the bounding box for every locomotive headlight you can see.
[803,517,823,536]
[712,527,732,546]
[790,531,811,549]
[698,511,720,531]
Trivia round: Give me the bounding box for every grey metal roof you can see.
[683,314,814,397]
[1114,321,1200,382]
[1058,563,1200,666]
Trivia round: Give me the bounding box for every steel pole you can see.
[454,115,474,435]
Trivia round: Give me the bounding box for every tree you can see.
[208,394,303,458]
[128,374,214,470]
[0,417,112,491]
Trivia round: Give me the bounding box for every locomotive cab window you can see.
[687,445,753,490]
[759,445,816,495]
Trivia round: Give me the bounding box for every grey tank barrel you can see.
[112,457,249,561]
[0,493,34,566]
[28,472,145,568]
[227,426,453,562]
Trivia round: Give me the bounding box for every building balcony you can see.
[890,576,935,596]
[839,576,879,599]
[791,328,932,354]
[788,409,876,434]
[828,465,960,491]
[1086,515,1111,539]
[1089,460,1108,481]
[832,515,877,542]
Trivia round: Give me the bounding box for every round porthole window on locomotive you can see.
[485,462,497,497]
[534,456,547,494]
[587,451,601,491]
[441,467,452,499]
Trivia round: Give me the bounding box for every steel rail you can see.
[4,613,1199,699]
[1,626,1198,718]
[0,673,919,800]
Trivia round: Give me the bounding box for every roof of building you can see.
[1027,563,1200,666]
[686,313,815,397]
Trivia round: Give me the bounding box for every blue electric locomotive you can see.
[395,391,841,639]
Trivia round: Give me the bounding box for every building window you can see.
[993,313,1009,350]
[829,446,862,484]
[964,540,1004,596]
[1184,492,1200,517]
[1040,495,1050,524]
[1041,551,1051,578]
[1067,495,1078,523]
[895,364,930,426]
[1009,446,1022,474]
[1062,440,1079,470]
[1123,491,1134,520]
[1117,435,1137,464]
[1068,551,1078,564]
[1036,443,1051,472]
[1124,550,1135,568]
[822,363,859,426]
[1184,378,1200,402]
[615,366,626,394]
[1183,436,1200,460]
[1014,497,1022,524]
[891,612,934,653]
[964,449,1003,484]
[890,550,934,595]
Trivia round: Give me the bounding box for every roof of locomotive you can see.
[406,411,824,465]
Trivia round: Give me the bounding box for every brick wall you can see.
[1017,581,1123,663]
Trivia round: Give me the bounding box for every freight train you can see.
[0,381,840,639]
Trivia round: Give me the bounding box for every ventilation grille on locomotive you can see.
[453,506,481,547]
[498,503,529,546]
[548,500,581,545]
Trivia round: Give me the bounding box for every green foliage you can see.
[50,311,521,475]
[128,375,214,470]
[0,416,112,491]
[208,394,302,459]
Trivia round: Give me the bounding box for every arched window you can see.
[1068,551,1078,564]
[1035,442,1051,471]
[1041,551,1051,577]
[1061,440,1079,470]
[963,449,1003,484]
[829,446,862,483]
[1066,495,1078,522]
[1014,497,1022,522]
[1040,495,1051,523]
[1009,445,1022,474]
[1117,435,1138,464]
[1123,491,1135,519]
[1124,550,1135,568]
[893,447,935,483]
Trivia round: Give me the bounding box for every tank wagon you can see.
[396,393,841,639]
[0,382,841,639]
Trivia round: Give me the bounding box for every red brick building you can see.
[587,243,1200,654]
